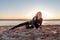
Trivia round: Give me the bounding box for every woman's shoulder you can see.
[40,18,43,20]
[39,18,43,21]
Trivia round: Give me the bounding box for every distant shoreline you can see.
[0,19,60,21]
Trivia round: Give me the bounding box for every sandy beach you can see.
[0,25,60,40]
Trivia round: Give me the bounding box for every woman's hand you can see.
[37,27,40,31]
[38,23,40,25]
[33,27,36,30]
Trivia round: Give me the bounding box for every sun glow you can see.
[26,8,53,19]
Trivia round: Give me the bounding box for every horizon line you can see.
[0,19,60,21]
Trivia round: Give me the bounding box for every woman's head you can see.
[35,11,42,19]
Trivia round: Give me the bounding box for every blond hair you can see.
[35,11,42,20]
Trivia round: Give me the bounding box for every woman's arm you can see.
[38,18,43,27]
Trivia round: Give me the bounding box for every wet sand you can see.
[0,25,60,40]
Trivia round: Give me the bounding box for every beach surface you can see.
[0,25,60,40]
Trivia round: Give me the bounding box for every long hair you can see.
[34,11,42,20]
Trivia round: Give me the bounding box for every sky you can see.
[0,0,60,19]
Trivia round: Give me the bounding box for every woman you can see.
[9,11,43,30]
[32,12,43,30]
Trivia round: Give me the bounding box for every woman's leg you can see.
[26,20,34,29]
[26,24,34,29]
[9,22,29,30]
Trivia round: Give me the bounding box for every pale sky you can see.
[0,0,60,19]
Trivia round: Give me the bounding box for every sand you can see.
[0,25,60,40]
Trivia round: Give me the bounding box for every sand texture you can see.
[0,25,60,40]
